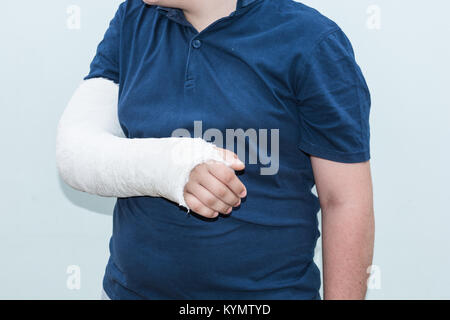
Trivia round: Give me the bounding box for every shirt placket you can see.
[157,1,257,95]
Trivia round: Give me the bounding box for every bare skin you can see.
[184,148,247,219]
[143,0,375,300]
[312,158,375,299]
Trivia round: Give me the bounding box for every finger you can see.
[194,169,241,207]
[184,192,219,218]
[188,182,233,214]
[215,147,245,171]
[207,162,247,198]
[187,164,241,208]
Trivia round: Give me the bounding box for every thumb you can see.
[216,147,245,171]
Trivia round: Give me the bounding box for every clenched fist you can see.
[184,148,246,218]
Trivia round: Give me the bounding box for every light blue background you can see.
[1,0,449,299]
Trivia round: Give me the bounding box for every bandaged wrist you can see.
[56,78,228,209]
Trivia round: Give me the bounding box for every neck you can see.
[182,0,238,32]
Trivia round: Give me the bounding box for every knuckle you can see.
[193,163,206,174]
[205,196,216,207]
[187,173,197,183]
[216,187,227,198]
[184,181,193,190]
[191,165,200,174]
[223,170,234,183]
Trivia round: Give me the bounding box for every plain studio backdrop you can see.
[0,0,449,299]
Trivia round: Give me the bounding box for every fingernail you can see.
[234,200,241,207]
[226,207,232,214]
[239,190,246,197]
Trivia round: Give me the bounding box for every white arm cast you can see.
[56,78,228,209]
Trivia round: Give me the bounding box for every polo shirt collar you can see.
[238,0,258,9]
[156,0,260,20]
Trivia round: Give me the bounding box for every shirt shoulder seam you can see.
[295,27,342,99]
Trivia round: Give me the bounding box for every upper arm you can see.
[311,157,372,209]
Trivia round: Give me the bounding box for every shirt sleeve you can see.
[296,28,371,163]
[84,2,126,84]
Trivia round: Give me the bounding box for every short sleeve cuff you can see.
[84,73,119,85]
[298,139,370,163]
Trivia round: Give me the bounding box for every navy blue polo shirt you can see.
[85,0,371,299]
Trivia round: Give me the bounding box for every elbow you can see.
[55,119,82,191]
[55,125,73,187]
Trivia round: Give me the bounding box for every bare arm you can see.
[311,157,374,300]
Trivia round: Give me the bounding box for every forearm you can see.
[56,78,227,209]
[321,202,375,300]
